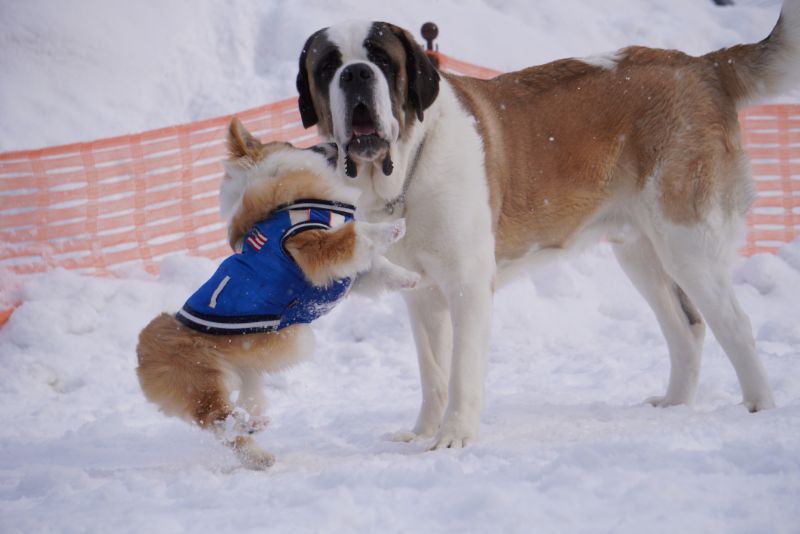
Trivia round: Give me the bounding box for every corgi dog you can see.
[136,118,418,469]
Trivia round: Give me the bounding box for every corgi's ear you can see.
[227,117,294,165]
[227,117,264,162]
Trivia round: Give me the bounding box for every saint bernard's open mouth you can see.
[351,103,377,137]
[347,102,389,160]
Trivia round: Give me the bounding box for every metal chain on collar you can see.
[384,134,427,216]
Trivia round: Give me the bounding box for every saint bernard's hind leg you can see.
[649,222,775,412]
[390,286,453,442]
[613,235,705,407]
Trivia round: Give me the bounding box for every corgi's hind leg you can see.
[234,368,270,434]
[203,365,273,470]
[207,393,274,470]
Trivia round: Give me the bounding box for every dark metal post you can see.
[421,22,439,68]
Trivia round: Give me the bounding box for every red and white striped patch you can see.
[246,228,267,251]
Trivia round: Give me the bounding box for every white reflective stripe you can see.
[330,212,346,228]
[208,275,231,309]
[280,202,355,215]
[177,308,281,330]
[282,221,330,244]
[289,209,311,226]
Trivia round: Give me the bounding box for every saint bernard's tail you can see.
[706,0,800,108]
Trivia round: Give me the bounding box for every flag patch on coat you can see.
[246,228,267,251]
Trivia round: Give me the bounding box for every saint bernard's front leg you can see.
[396,253,494,448]
[410,202,496,449]
[390,286,453,442]
[432,274,494,449]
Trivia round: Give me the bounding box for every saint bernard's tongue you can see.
[351,104,377,137]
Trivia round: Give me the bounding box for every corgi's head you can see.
[221,118,359,250]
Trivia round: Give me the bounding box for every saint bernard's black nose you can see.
[339,63,373,87]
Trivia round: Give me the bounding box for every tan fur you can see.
[706,9,799,107]
[445,44,755,260]
[302,38,335,137]
[137,214,367,467]
[137,118,410,469]
[227,117,291,163]
[440,8,796,259]
[289,16,791,445]
[137,202,369,466]
[136,314,308,427]
[284,224,357,286]
[301,24,419,142]
[228,170,337,249]
[381,26,417,140]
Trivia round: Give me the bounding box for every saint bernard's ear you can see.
[296,30,323,129]
[391,25,440,122]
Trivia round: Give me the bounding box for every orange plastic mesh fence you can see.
[739,107,800,255]
[0,97,319,276]
[0,52,798,281]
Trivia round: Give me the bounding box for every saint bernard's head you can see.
[296,21,440,176]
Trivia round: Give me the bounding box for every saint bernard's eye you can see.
[366,46,392,72]
[316,55,341,83]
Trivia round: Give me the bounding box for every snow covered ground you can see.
[1,1,799,533]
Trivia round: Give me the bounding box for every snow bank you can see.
[1,1,799,533]
[0,0,789,151]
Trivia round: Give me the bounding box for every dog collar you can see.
[384,134,427,216]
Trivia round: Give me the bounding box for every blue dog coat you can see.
[176,199,356,335]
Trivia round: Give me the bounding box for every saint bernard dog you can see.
[296,2,799,449]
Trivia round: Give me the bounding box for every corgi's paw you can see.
[362,219,406,248]
[229,409,270,435]
[232,436,275,471]
[237,415,271,434]
[382,267,421,291]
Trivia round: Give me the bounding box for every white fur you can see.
[325,22,400,151]
[326,21,373,61]
[219,142,420,295]
[328,61,400,150]
[318,17,781,450]
[352,254,421,295]
[580,50,623,70]
[332,65,498,448]
[219,147,361,225]
[323,218,413,283]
